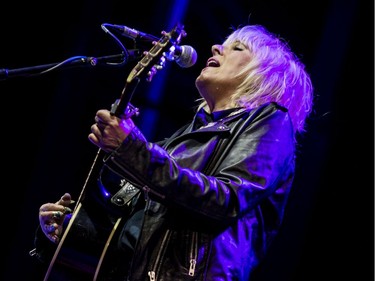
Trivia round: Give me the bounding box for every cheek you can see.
[225,67,245,81]
[226,59,248,73]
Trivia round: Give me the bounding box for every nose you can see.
[211,44,223,55]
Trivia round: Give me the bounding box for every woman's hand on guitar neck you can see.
[88,109,135,153]
[39,193,73,244]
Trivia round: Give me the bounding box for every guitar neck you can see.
[110,78,140,118]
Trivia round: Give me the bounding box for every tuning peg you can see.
[146,66,157,82]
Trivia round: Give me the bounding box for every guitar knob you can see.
[113,197,125,205]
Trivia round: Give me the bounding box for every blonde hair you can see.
[199,25,313,133]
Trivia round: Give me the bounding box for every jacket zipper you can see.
[188,231,198,276]
[148,229,172,281]
[147,228,199,279]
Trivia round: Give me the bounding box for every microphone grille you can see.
[176,45,198,68]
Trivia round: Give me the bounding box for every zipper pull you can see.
[142,185,150,201]
[189,259,196,276]
[148,270,156,281]
[29,248,37,257]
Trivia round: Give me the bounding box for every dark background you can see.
[0,0,373,280]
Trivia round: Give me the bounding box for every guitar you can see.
[42,23,187,281]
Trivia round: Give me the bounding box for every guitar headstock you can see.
[127,23,186,83]
[111,23,187,118]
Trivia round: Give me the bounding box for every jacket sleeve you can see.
[103,104,296,223]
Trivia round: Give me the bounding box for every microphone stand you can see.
[0,49,141,80]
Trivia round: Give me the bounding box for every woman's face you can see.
[195,40,252,111]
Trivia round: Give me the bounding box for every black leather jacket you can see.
[33,102,296,281]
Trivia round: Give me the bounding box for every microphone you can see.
[168,45,197,68]
[108,24,159,43]
[107,24,197,68]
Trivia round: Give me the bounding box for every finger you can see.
[96,109,110,120]
[39,204,48,213]
[49,207,72,216]
[49,234,59,243]
[47,225,61,243]
[44,223,57,234]
[39,209,66,225]
[61,206,73,215]
[90,124,103,137]
[55,193,74,206]
[50,207,72,220]
[51,211,64,219]
[39,202,59,213]
[95,121,107,131]
[88,132,99,145]
[94,115,101,123]
[94,115,109,126]
[42,221,60,243]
